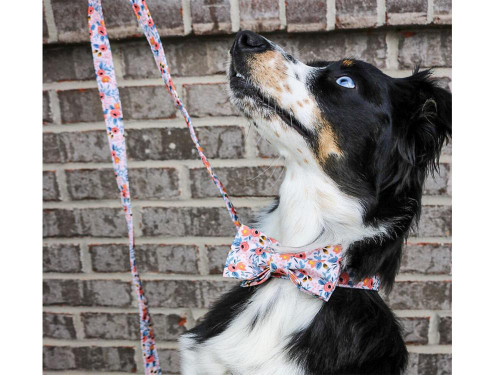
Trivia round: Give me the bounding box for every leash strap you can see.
[129,0,240,227]
[88,1,161,373]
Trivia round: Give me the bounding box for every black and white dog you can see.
[179,31,451,375]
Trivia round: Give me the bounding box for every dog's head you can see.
[228,31,451,226]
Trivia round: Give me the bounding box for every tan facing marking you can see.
[283,83,292,93]
[297,101,303,107]
[297,148,303,154]
[342,59,354,67]
[249,51,288,94]
[317,123,343,162]
[274,131,281,138]
[303,98,310,104]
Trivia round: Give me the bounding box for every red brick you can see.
[433,0,452,25]
[43,313,77,339]
[406,353,451,375]
[400,317,429,344]
[184,83,240,117]
[383,281,451,310]
[43,244,82,273]
[397,29,452,69]
[190,166,284,198]
[387,0,428,26]
[239,0,281,32]
[401,243,451,275]
[286,0,326,32]
[191,0,232,34]
[336,0,378,29]
[43,171,60,201]
[439,316,452,344]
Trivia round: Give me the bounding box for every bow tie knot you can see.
[223,225,344,301]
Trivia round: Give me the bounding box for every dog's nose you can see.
[232,30,269,54]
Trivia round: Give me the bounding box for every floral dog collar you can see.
[224,225,380,302]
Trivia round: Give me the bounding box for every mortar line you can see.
[178,164,192,200]
[72,311,86,340]
[279,0,287,30]
[43,271,449,282]
[182,0,193,35]
[47,90,62,125]
[43,338,179,349]
[427,311,440,345]
[43,306,193,314]
[229,0,240,33]
[43,0,58,43]
[41,195,451,209]
[197,243,210,276]
[406,344,451,354]
[427,0,434,24]
[79,241,93,273]
[43,236,235,245]
[385,31,399,70]
[43,75,228,91]
[326,0,336,30]
[54,168,70,202]
[134,343,145,374]
[377,0,386,27]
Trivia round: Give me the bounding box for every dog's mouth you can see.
[228,63,312,139]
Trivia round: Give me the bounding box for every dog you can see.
[179,30,451,375]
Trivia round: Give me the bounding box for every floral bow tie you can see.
[223,225,380,302]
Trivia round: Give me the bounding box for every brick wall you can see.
[43,1,452,374]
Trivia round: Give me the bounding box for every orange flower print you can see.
[236,262,246,271]
[241,227,250,236]
[339,272,349,285]
[88,6,94,15]
[255,247,264,256]
[97,69,105,77]
[280,254,291,261]
[111,127,120,134]
[228,264,237,272]
[240,242,249,251]
[323,282,334,292]
[101,75,111,83]
[133,3,140,14]
[333,245,342,254]
[148,18,154,27]
[294,252,306,260]
[99,92,105,100]
[251,228,260,237]
[363,278,373,289]
[99,44,107,52]
[98,25,106,36]
[110,109,121,119]
[307,260,316,267]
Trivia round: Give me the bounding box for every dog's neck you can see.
[256,160,386,251]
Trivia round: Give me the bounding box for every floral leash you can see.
[89,0,380,372]
[88,0,242,373]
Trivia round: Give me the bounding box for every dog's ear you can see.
[391,70,452,175]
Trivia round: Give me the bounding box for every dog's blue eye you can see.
[336,76,355,89]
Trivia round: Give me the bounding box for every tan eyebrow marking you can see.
[342,59,354,67]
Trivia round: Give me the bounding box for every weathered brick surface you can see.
[424,164,450,196]
[383,281,451,310]
[121,86,178,120]
[433,0,452,25]
[387,0,428,25]
[398,30,452,69]
[43,208,128,238]
[43,126,244,163]
[43,91,53,124]
[414,206,452,237]
[286,0,326,32]
[439,316,452,344]
[401,243,451,275]
[184,83,239,117]
[43,244,82,273]
[43,345,136,372]
[191,0,232,34]
[239,0,281,32]
[406,353,452,375]
[43,171,60,201]
[141,207,253,237]
[65,168,180,200]
[190,166,284,197]
[43,313,77,339]
[401,317,429,344]
[82,312,187,340]
[207,244,231,274]
[89,243,199,274]
[58,89,103,124]
[257,139,280,158]
[43,279,132,307]
[143,279,237,308]
[43,44,95,83]
[336,0,378,29]
[159,349,181,374]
